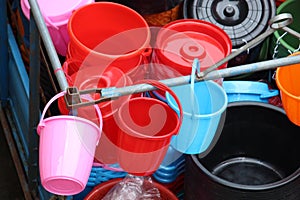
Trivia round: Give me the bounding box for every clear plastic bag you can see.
[102,175,162,200]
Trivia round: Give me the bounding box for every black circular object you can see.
[183,0,276,48]
[185,102,300,200]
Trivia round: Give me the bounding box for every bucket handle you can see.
[260,89,279,99]
[37,91,103,140]
[61,59,84,84]
[140,46,153,65]
[135,79,183,135]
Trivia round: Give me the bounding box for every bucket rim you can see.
[67,2,151,59]
[275,52,300,100]
[276,68,300,100]
[274,0,299,52]
[166,81,228,119]
[223,81,279,98]
[84,178,178,199]
[69,67,132,119]
[155,19,232,71]
[38,115,102,134]
[21,0,94,26]
[156,19,232,52]
[191,153,300,191]
[274,30,297,52]
[190,101,300,191]
[117,97,180,140]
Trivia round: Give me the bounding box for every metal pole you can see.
[203,54,300,81]
[28,0,69,91]
[28,12,40,197]
[0,0,8,102]
[101,55,300,99]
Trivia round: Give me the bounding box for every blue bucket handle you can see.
[260,89,279,99]
[223,81,279,100]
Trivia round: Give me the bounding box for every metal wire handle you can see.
[197,13,295,79]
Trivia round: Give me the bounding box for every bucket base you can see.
[42,176,84,195]
[211,157,284,185]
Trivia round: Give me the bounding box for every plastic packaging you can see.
[103,175,161,200]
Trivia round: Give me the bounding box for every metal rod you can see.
[28,13,40,197]
[282,26,300,40]
[100,55,300,100]
[0,0,8,102]
[203,54,300,81]
[198,28,275,77]
[198,13,294,78]
[28,0,69,91]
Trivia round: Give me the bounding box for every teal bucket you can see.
[166,81,227,154]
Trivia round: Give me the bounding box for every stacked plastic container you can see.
[12,0,300,199]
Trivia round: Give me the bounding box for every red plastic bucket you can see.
[67,2,151,73]
[153,19,232,84]
[115,80,183,176]
[84,178,178,200]
[58,65,132,119]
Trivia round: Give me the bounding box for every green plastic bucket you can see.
[271,0,300,58]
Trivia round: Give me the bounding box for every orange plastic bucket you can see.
[115,80,183,176]
[67,2,151,73]
[276,52,300,126]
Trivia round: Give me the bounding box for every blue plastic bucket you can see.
[223,81,279,103]
[166,81,227,154]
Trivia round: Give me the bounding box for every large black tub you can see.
[185,102,300,200]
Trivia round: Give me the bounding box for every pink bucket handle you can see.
[135,79,183,135]
[37,91,103,139]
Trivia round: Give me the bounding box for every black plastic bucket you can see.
[183,0,276,68]
[185,102,300,200]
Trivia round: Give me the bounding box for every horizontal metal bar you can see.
[28,0,69,91]
[100,55,300,100]
[202,54,300,81]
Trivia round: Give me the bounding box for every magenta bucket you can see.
[37,92,102,195]
[21,0,94,56]
[58,65,136,164]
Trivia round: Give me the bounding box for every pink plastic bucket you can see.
[37,92,102,195]
[67,2,151,73]
[20,0,94,56]
[115,80,183,176]
[57,65,139,164]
